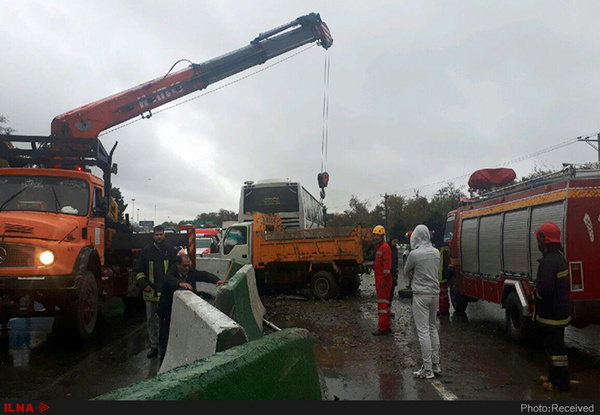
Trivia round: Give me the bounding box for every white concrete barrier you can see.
[195,258,239,300]
[195,258,236,280]
[158,290,247,374]
[243,266,266,332]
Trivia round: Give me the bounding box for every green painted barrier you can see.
[94,328,321,400]
[214,265,264,341]
[227,260,244,279]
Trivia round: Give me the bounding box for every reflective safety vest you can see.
[438,246,450,283]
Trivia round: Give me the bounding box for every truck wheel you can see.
[75,272,99,341]
[505,292,528,344]
[310,271,339,300]
[449,277,468,313]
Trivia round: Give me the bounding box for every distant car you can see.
[196,236,220,259]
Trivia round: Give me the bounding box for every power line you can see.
[328,136,579,211]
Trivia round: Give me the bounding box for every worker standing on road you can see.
[388,237,399,315]
[157,254,225,362]
[529,222,571,392]
[371,225,393,336]
[404,224,441,379]
[134,225,179,359]
[404,230,413,289]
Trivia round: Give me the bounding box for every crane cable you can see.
[318,53,331,203]
[321,54,330,173]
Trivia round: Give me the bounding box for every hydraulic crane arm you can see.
[51,12,333,139]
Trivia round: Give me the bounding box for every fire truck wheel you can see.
[75,271,99,342]
[449,278,468,313]
[505,292,528,344]
[310,271,339,300]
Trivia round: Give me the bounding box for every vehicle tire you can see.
[505,291,529,344]
[449,277,468,313]
[310,271,339,300]
[340,274,361,295]
[74,271,99,342]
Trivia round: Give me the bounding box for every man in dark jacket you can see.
[157,254,225,361]
[388,237,399,312]
[529,222,571,392]
[134,225,179,358]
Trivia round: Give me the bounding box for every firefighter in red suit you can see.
[372,225,393,336]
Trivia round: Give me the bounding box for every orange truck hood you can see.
[0,212,82,241]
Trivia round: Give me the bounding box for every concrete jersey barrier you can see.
[95,328,322,400]
[213,264,265,341]
[158,290,247,374]
[195,257,244,299]
[196,257,243,280]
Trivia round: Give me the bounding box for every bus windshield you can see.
[243,186,300,214]
[0,176,90,216]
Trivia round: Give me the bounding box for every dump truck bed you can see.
[251,213,369,268]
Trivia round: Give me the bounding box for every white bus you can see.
[238,179,325,229]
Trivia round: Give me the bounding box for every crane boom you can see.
[51,12,333,139]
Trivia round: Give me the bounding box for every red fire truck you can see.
[443,166,600,343]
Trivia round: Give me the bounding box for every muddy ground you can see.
[0,269,598,401]
[262,270,600,400]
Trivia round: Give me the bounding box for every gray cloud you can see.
[2,0,600,224]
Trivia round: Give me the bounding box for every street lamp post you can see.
[131,199,135,223]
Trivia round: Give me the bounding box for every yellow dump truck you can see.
[221,213,372,299]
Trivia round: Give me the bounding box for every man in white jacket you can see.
[404,224,441,379]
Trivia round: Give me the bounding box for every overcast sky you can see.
[3,1,600,225]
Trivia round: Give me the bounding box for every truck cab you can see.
[0,167,108,338]
[221,222,252,264]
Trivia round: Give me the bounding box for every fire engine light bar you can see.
[569,261,583,291]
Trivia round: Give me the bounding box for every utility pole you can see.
[383,193,389,235]
[137,208,140,224]
[577,133,600,162]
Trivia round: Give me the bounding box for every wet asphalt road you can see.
[0,270,599,400]
[263,270,600,400]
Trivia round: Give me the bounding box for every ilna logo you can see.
[3,403,49,413]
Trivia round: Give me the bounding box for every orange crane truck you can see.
[221,212,372,300]
[0,13,333,340]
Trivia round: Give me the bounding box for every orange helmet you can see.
[534,222,561,244]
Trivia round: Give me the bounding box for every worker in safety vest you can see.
[134,225,179,358]
[437,245,450,317]
[371,225,393,336]
[529,222,571,392]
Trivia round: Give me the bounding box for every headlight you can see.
[39,250,55,266]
